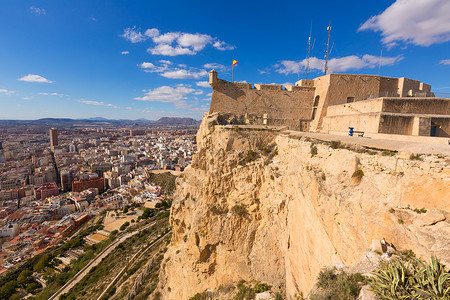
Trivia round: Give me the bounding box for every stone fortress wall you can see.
[208,70,450,137]
[209,70,315,129]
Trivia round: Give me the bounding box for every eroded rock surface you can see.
[158,114,450,299]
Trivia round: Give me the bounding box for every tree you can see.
[17,269,33,287]
[0,280,17,299]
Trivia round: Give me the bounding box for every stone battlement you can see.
[209,70,314,92]
[207,69,449,137]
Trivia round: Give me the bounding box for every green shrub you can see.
[382,151,397,156]
[352,169,364,182]
[413,207,427,214]
[310,267,364,300]
[409,154,423,161]
[370,255,450,299]
[240,150,259,165]
[25,281,42,293]
[120,221,130,231]
[231,205,248,217]
[254,282,269,293]
[330,141,341,149]
[234,281,256,300]
[310,144,318,157]
[189,292,209,300]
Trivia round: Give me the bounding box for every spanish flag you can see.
[233,59,238,66]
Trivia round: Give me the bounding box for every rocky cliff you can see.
[158,113,450,299]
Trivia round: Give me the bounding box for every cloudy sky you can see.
[1,0,449,120]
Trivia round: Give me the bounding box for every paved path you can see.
[49,221,157,300]
[284,131,450,155]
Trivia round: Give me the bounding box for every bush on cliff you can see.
[369,255,450,299]
[309,267,364,300]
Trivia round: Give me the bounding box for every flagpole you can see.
[232,62,234,82]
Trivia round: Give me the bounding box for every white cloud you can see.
[19,74,53,83]
[121,27,148,43]
[440,59,450,65]
[140,61,208,79]
[159,60,172,65]
[359,0,450,47]
[39,92,68,96]
[206,92,212,97]
[161,69,208,79]
[276,54,403,74]
[77,99,118,108]
[121,51,130,55]
[177,33,212,51]
[0,89,15,95]
[203,63,227,71]
[212,41,235,51]
[30,6,46,15]
[193,90,203,95]
[125,107,132,110]
[78,100,104,106]
[148,44,195,56]
[196,81,210,88]
[122,27,234,56]
[144,28,160,38]
[140,62,156,69]
[153,32,181,44]
[22,96,33,100]
[134,85,197,109]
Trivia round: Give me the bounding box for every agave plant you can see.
[411,256,450,299]
[369,259,419,299]
[370,255,450,300]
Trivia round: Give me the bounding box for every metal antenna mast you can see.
[378,48,383,75]
[324,22,331,75]
[305,24,313,79]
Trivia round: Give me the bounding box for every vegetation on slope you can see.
[0,212,106,300]
[58,218,170,300]
[146,172,177,196]
[309,267,365,300]
[369,255,450,299]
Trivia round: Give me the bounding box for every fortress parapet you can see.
[207,70,449,137]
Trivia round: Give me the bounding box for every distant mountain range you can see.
[0,117,201,126]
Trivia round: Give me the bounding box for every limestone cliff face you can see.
[158,114,450,299]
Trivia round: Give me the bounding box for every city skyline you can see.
[1,0,450,120]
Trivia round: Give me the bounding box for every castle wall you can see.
[310,74,382,131]
[380,77,399,97]
[381,98,450,115]
[209,74,315,130]
[208,70,440,135]
[398,77,421,97]
[379,115,414,135]
[322,113,381,133]
[326,98,384,116]
[431,117,450,137]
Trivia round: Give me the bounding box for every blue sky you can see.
[0,0,449,120]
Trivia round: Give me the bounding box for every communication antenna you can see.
[378,48,383,75]
[324,22,331,75]
[305,23,314,79]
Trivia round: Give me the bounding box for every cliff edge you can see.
[158,113,450,299]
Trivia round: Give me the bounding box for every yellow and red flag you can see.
[232,59,238,66]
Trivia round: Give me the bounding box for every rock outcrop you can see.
[158,114,450,299]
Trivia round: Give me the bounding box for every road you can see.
[49,220,157,300]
